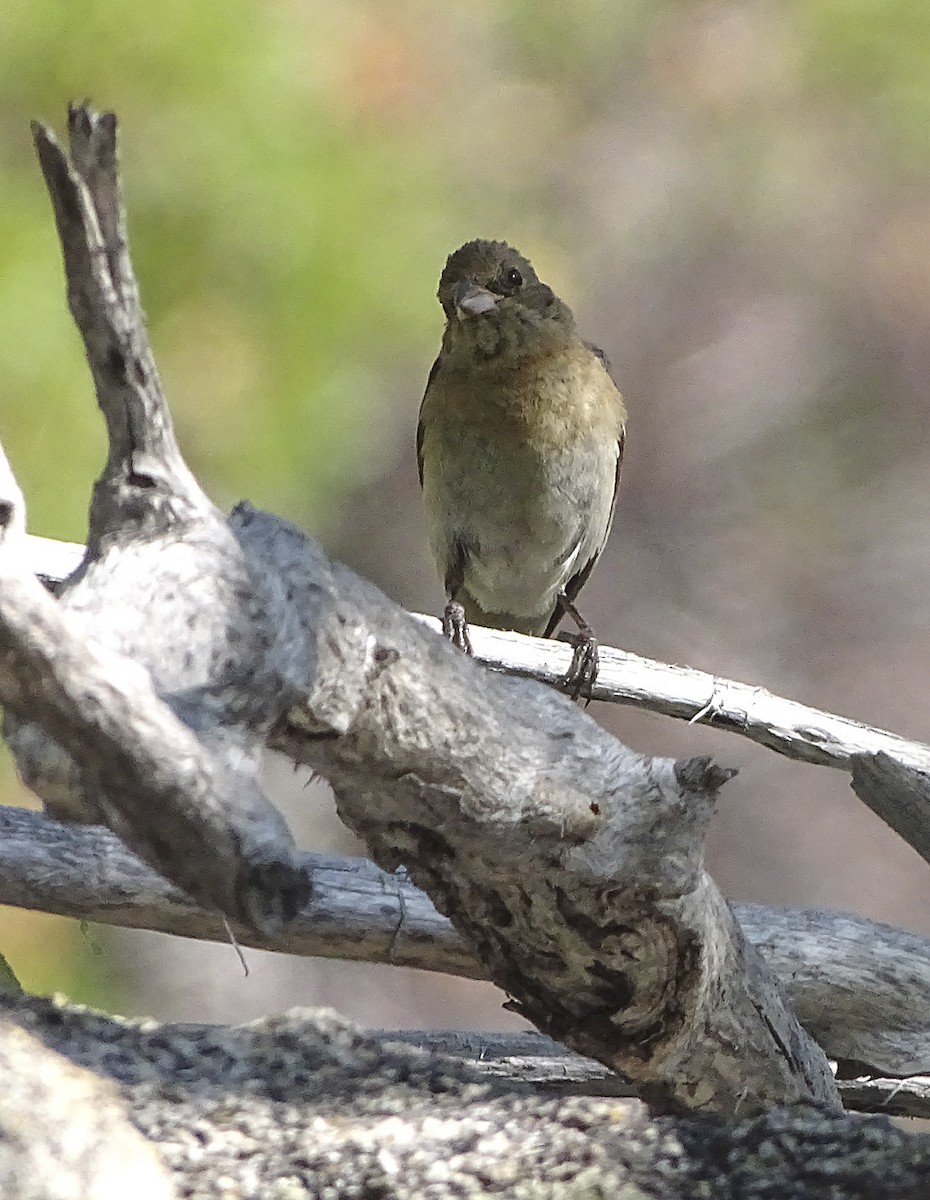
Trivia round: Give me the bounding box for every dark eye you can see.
[505,267,523,289]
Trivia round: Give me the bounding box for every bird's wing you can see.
[416,354,443,488]
[585,341,611,371]
[542,356,625,641]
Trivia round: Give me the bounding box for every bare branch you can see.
[8,485,842,1113]
[4,991,926,1198]
[851,753,930,872]
[28,534,930,778]
[221,507,831,1113]
[378,1030,930,1119]
[0,805,465,976]
[835,1074,930,1120]
[414,617,930,772]
[4,109,310,933]
[1,803,927,1085]
[0,505,309,936]
[32,110,206,541]
[0,104,845,1116]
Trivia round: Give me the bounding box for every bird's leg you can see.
[442,599,473,655]
[555,595,599,702]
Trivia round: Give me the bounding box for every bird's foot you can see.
[442,600,473,654]
[554,593,599,702]
[557,630,599,703]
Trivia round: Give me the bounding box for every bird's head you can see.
[437,240,575,363]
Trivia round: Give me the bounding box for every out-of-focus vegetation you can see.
[3,0,464,532]
[3,1,930,1025]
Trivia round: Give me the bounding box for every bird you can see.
[416,238,626,697]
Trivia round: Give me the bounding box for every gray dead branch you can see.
[0,105,844,1117]
[4,101,930,1196]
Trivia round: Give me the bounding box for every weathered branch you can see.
[851,753,930,871]
[382,1029,930,1119]
[237,504,832,1113]
[1,804,926,1084]
[26,528,930,881]
[27,531,930,777]
[412,618,930,771]
[1,504,835,1110]
[0,103,871,1118]
[0,531,309,937]
[0,805,467,977]
[32,107,205,543]
[2,110,312,935]
[4,991,927,1199]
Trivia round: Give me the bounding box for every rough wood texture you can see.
[852,752,930,870]
[238,498,839,1113]
[0,805,469,977]
[254,506,837,1112]
[3,803,929,1089]
[25,529,930,781]
[382,1029,930,1117]
[743,904,930,1076]
[0,105,843,1116]
[2,109,311,935]
[28,529,930,877]
[0,549,309,935]
[3,992,929,1200]
[413,616,930,772]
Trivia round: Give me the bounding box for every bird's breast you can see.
[420,346,621,624]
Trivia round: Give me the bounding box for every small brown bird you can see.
[417,239,626,694]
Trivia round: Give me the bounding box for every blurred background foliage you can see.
[3,0,930,1030]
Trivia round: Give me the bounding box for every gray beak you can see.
[453,279,498,318]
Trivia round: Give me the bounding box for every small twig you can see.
[221,917,250,977]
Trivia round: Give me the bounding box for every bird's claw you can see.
[442,600,473,655]
[558,631,599,703]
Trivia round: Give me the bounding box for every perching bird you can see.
[417,238,626,695]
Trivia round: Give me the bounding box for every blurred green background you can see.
[3,1,930,1029]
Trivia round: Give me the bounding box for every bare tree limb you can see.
[1,803,927,1084]
[235,510,834,1113]
[26,532,930,777]
[409,617,930,772]
[2,111,312,933]
[0,103,845,1116]
[25,529,930,881]
[851,753,930,871]
[0,805,466,977]
[746,904,930,1076]
[32,107,206,544]
[379,1029,930,1119]
[835,1074,930,1120]
[0,478,309,937]
[4,991,927,1199]
[3,498,840,1113]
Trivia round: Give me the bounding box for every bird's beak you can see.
[453,279,499,318]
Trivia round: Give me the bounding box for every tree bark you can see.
[0,104,844,1115]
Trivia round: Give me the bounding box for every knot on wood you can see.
[675,756,738,794]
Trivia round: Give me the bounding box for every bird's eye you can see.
[505,267,523,289]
